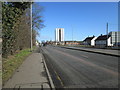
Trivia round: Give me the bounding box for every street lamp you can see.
[106,22,108,47]
[71,25,74,46]
[30,3,33,51]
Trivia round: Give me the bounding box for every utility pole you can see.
[30,3,33,51]
[115,32,117,46]
[106,22,108,47]
[71,25,73,46]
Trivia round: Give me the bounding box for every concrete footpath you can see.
[3,48,54,89]
[0,54,2,90]
[61,46,120,57]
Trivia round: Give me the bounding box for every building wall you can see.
[95,37,113,47]
[83,41,87,45]
[109,31,120,45]
[95,40,106,45]
[91,37,97,46]
[61,28,64,41]
[108,37,113,46]
[55,28,59,42]
[83,41,91,45]
[55,28,64,42]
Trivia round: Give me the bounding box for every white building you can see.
[95,31,120,47]
[109,31,120,46]
[83,36,97,46]
[95,34,113,47]
[55,28,64,44]
[91,37,97,46]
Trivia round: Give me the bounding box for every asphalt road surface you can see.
[41,45,118,88]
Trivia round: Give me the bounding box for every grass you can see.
[2,47,36,84]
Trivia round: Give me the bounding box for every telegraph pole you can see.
[30,3,33,51]
[106,22,108,47]
[71,25,73,45]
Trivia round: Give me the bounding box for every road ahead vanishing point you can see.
[41,45,118,88]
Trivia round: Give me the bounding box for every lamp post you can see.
[71,25,73,46]
[106,22,108,47]
[30,3,33,51]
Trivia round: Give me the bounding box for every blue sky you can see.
[36,2,118,42]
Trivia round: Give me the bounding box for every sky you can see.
[36,2,118,42]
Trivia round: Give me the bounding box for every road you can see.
[41,45,118,88]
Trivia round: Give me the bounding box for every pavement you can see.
[60,46,120,57]
[0,38,2,89]
[0,54,2,90]
[2,47,54,90]
[42,46,118,88]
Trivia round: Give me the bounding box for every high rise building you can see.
[55,28,64,42]
[109,31,120,45]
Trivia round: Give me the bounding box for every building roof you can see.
[83,36,95,41]
[95,35,110,41]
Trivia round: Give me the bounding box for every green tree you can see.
[2,2,44,58]
[2,2,31,57]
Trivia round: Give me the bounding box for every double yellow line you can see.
[54,70,64,87]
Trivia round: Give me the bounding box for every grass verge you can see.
[2,47,36,85]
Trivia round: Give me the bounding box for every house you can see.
[95,31,120,47]
[83,36,97,46]
[95,34,112,47]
